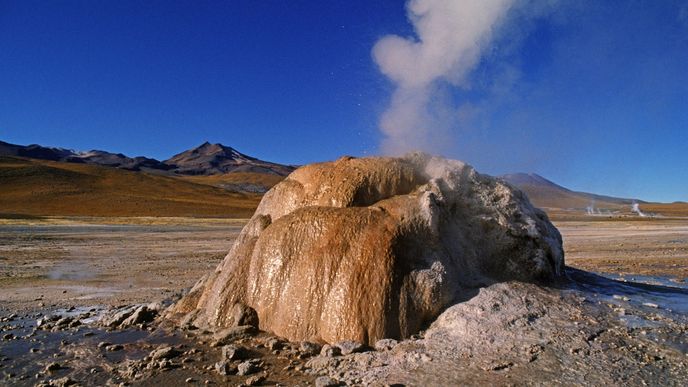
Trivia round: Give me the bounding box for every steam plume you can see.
[373,0,516,154]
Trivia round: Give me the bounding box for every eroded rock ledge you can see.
[167,154,564,345]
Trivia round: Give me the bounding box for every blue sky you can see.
[0,1,686,202]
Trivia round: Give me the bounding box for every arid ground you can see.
[1,214,687,385]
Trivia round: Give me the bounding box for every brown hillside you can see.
[641,202,688,217]
[514,183,624,210]
[179,172,284,192]
[0,156,260,217]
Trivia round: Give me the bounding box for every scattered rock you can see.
[237,360,261,376]
[150,346,181,360]
[120,305,157,327]
[214,361,237,376]
[320,344,341,357]
[336,340,366,355]
[221,344,250,361]
[299,341,322,356]
[265,337,285,351]
[245,374,266,386]
[102,306,137,328]
[306,356,339,371]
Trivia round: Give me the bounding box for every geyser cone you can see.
[168,154,564,345]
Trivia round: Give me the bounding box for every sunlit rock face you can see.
[169,154,564,345]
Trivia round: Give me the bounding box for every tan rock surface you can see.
[169,154,565,345]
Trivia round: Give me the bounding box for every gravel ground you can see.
[1,217,687,386]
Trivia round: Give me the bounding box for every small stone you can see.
[120,306,157,328]
[245,374,266,386]
[299,341,322,356]
[320,344,341,357]
[55,317,73,327]
[214,361,237,376]
[157,359,172,370]
[335,340,366,355]
[150,346,181,360]
[237,360,261,376]
[265,337,285,351]
[315,376,340,387]
[107,344,124,351]
[2,333,14,341]
[306,356,339,370]
[102,306,136,328]
[97,341,111,348]
[185,377,194,383]
[222,344,250,361]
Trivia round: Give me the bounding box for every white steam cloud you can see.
[373,0,516,154]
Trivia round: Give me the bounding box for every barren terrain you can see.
[1,215,687,386]
[0,217,243,311]
[0,157,262,218]
[558,219,688,280]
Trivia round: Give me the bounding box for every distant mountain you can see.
[69,150,172,171]
[499,173,638,210]
[0,140,294,176]
[0,140,75,161]
[164,142,294,176]
[0,140,171,172]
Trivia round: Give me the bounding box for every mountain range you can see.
[498,173,638,210]
[0,140,294,176]
[2,140,685,218]
[498,173,687,218]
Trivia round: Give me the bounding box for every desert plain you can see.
[1,210,687,386]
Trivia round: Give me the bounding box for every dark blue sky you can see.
[1,1,686,202]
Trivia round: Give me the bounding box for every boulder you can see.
[221,344,250,361]
[120,305,157,327]
[149,346,181,360]
[168,154,564,345]
[335,340,366,355]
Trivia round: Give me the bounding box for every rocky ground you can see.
[0,217,244,312]
[556,219,688,280]
[1,216,687,386]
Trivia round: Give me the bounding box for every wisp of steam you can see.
[372,0,516,154]
[632,202,646,217]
